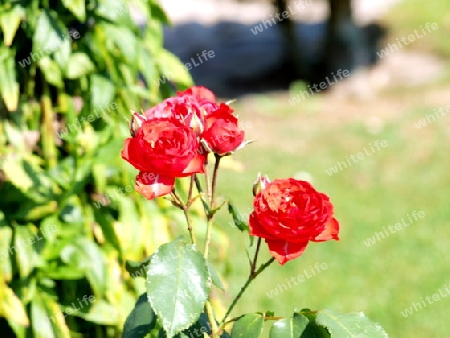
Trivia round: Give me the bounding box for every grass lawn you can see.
[207,1,450,336]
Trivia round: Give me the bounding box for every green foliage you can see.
[145,240,210,337]
[0,0,194,336]
[230,314,264,337]
[315,310,388,338]
[227,200,249,232]
[122,293,156,338]
[269,314,310,338]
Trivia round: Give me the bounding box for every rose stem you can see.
[172,190,196,245]
[210,154,221,207]
[250,238,262,276]
[194,175,210,216]
[203,155,211,201]
[215,239,262,335]
[187,174,194,205]
[219,257,276,326]
[203,155,221,259]
[203,155,222,337]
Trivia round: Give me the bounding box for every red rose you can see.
[249,177,339,265]
[121,118,205,200]
[201,104,245,156]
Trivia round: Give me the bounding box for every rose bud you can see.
[249,178,339,265]
[201,104,245,156]
[252,173,270,197]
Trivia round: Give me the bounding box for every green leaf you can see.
[65,53,94,79]
[122,293,156,338]
[33,9,66,55]
[60,238,107,297]
[38,56,63,87]
[90,74,115,110]
[0,284,29,326]
[3,158,54,202]
[146,239,210,337]
[0,213,13,281]
[13,224,38,278]
[230,313,264,338]
[53,38,71,70]
[102,24,138,64]
[95,0,128,21]
[138,45,157,88]
[12,200,58,221]
[296,310,330,337]
[315,309,388,338]
[0,6,24,46]
[0,46,19,111]
[178,312,230,338]
[157,49,193,87]
[227,201,249,232]
[207,261,224,291]
[61,0,85,21]
[148,0,170,23]
[126,256,152,278]
[93,208,123,262]
[75,299,120,325]
[31,291,70,338]
[3,121,26,151]
[269,314,310,338]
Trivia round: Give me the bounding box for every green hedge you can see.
[0,0,195,336]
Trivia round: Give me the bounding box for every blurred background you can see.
[1,0,449,337]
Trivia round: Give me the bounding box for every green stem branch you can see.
[250,238,262,276]
[219,257,276,326]
[204,155,221,259]
[172,190,196,245]
[210,155,221,208]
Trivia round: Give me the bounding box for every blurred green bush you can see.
[0,0,194,336]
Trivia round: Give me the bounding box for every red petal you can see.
[121,138,150,172]
[249,213,278,239]
[135,172,174,200]
[266,239,309,265]
[178,86,216,102]
[312,217,340,242]
[181,154,206,175]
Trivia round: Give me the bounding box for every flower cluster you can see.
[121,86,245,200]
[121,86,339,265]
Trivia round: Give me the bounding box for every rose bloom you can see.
[249,177,339,265]
[201,104,245,156]
[121,118,205,200]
